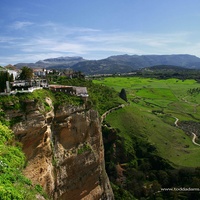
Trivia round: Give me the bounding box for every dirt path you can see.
[101,104,125,123]
[174,117,200,147]
[191,132,200,147]
[182,96,199,113]
[174,117,179,127]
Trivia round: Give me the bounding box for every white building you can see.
[7,69,18,80]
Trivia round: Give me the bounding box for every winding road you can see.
[174,117,200,147]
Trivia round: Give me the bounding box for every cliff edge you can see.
[6,96,114,199]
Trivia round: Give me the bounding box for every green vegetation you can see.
[94,77,200,199]
[0,90,54,127]
[94,77,200,166]
[188,87,200,95]
[52,77,123,114]
[87,83,123,115]
[0,122,48,199]
[138,65,200,81]
[77,143,91,154]
[0,88,86,127]
[53,91,84,109]
[19,66,33,80]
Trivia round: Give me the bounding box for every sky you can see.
[1,0,200,65]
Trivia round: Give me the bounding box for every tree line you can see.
[188,87,200,95]
[103,125,200,200]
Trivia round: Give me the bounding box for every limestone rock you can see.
[6,97,114,199]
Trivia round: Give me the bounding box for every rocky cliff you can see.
[5,97,114,199]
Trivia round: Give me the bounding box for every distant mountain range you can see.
[14,54,200,75]
[14,56,85,69]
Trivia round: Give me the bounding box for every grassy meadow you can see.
[93,77,200,167]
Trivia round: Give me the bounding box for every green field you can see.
[94,77,200,167]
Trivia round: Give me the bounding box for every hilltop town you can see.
[0,65,88,98]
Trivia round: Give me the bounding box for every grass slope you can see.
[94,77,200,167]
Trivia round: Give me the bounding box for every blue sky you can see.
[1,0,200,65]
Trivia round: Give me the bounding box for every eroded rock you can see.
[7,97,113,199]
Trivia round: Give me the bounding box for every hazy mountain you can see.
[14,62,37,69]
[107,54,200,69]
[14,56,85,69]
[14,54,200,75]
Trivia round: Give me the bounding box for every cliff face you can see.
[6,97,113,199]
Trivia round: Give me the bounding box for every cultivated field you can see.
[94,77,200,167]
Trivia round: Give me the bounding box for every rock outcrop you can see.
[6,97,114,199]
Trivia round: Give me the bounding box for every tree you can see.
[19,66,33,80]
[0,71,13,92]
[119,88,128,102]
[73,71,85,79]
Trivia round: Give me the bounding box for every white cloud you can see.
[2,21,200,65]
[10,21,34,30]
[0,36,21,43]
[0,53,67,65]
